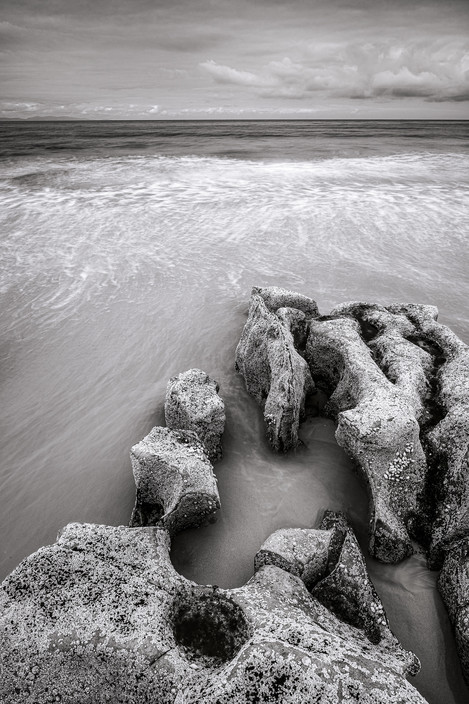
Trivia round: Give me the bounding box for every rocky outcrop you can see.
[252,285,319,318]
[129,426,220,533]
[391,304,469,569]
[235,287,316,451]
[236,288,469,680]
[305,314,427,563]
[255,511,400,647]
[438,537,469,684]
[165,369,225,462]
[0,521,427,703]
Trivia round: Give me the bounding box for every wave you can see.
[1,151,468,339]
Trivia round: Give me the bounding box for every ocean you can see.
[0,120,468,703]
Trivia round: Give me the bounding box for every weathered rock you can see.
[388,304,469,569]
[235,290,315,452]
[438,537,469,684]
[324,301,469,568]
[255,511,398,647]
[129,426,220,533]
[0,522,427,703]
[165,368,225,462]
[252,285,319,318]
[305,315,427,563]
[255,526,333,590]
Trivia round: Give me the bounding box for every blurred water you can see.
[0,120,468,704]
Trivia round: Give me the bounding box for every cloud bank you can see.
[201,40,469,103]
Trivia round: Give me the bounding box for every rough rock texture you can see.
[252,285,319,318]
[0,522,427,703]
[235,288,315,451]
[388,304,469,569]
[438,537,469,684]
[129,426,220,533]
[322,301,469,569]
[255,512,399,647]
[305,314,427,563]
[165,368,225,462]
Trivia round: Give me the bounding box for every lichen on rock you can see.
[0,522,427,703]
[438,537,469,684]
[235,287,316,451]
[255,511,406,650]
[129,426,220,533]
[165,368,225,462]
[305,314,427,563]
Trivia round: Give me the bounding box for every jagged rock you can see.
[235,290,315,452]
[389,304,469,569]
[255,511,399,647]
[165,368,225,462]
[438,537,469,684]
[255,526,333,590]
[0,522,427,703]
[252,285,319,318]
[129,426,220,533]
[305,315,427,563]
[325,301,469,568]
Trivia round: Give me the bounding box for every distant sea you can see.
[1,120,468,704]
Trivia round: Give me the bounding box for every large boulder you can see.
[305,315,427,563]
[0,522,427,703]
[438,537,469,684]
[235,289,315,452]
[129,426,220,533]
[252,285,319,318]
[390,304,469,569]
[255,511,401,647]
[322,301,469,568]
[165,368,225,462]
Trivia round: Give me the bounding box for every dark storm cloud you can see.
[1,0,469,118]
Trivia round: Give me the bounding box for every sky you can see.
[1,0,468,119]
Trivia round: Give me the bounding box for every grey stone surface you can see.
[0,522,427,703]
[165,368,225,462]
[235,290,314,452]
[252,285,319,318]
[129,426,220,533]
[255,511,401,647]
[438,537,469,684]
[305,314,427,563]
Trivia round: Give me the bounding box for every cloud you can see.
[199,60,273,88]
[200,40,469,102]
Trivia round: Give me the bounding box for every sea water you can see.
[0,120,468,703]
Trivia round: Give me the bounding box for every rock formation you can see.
[235,287,316,451]
[165,368,225,462]
[129,426,220,533]
[0,521,427,703]
[255,511,398,646]
[438,537,469,685]
[236,288,469,681]
[305,312,427,564]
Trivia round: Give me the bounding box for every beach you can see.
[0,119,468,703]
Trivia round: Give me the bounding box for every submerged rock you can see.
[165,368,225,462]
[235,289,315,451]
[0,522,427,703]
[129,426,220,533]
